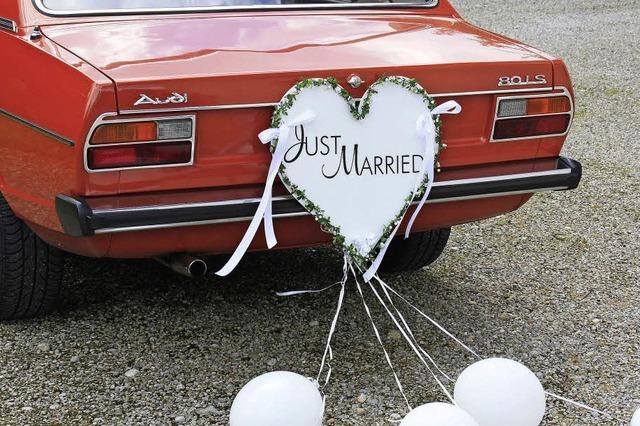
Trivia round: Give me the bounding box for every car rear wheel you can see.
[0,195,64,320]
[379,228,451,273]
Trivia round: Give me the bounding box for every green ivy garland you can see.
[270,76,443,268]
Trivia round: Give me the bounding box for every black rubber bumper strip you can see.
[56,156,582,237]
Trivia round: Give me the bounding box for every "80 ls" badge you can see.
[498,75,547,87]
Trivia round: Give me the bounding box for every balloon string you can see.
[363,272,454,403]
[357,265,455,383]
[376,278,482,359]
[544,391,610,417]
[316,254,349,388]
[350,261,412,411]
[369,272,454,383]
[275,281,342,297]
[375,276,610,416]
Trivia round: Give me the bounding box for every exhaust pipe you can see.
[155,254,208,278]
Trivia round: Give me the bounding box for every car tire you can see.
[0,195,64,320]
[379,228,451,273]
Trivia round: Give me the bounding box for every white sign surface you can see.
[275,77,441,259]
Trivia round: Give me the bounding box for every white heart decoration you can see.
[273,77,447,262]
[215,76,461,277]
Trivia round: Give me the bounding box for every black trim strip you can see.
[56,157,582,237]
[0,109,75,146]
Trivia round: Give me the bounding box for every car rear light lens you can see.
[91,119,192,144]
[526,97,571,115]
[497,96,571,118]
[92,122,157,144]
[88,141,192,170]
[158,119,193,140]
[493,115,571,140]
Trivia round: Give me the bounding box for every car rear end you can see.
[4,0,580,260]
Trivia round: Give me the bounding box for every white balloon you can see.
[400,402,479,426]
[631,407,640,426]
[230,371,324,426]
[454,358,546,426]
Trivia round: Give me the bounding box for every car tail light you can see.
[91,119,192,144]
[497,96,571,118]
[92,122,158,144]
[492,91,573,141]
[493,115,571,140]
[88,142,192,170]
[86,116,195,171]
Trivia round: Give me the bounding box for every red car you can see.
[0,0,580,319]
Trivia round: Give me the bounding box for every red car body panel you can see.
[0,0,578,259]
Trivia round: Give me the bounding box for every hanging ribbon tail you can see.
[262,126,289,249]
[258,127,280,249]
[404,100,462,239]
[215,110,315,276]
[362,220,402,282]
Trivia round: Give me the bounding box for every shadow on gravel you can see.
[57,247,446,319]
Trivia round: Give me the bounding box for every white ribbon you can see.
[216,110,316,276]
[316,255,349,388]
[373,273,608,417]
[349,262,412,411]
[369,272,454,383]
[362,101,461,282]
[404,100,462,239]
[376,276,481,359]
[367,276,455,403]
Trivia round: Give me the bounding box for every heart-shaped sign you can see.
[216,76,461,277]
[273,77,445,264]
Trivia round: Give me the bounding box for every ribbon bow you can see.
[216,110,316,276]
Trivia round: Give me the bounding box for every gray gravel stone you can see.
[124,368,139,379]
[0,1,638,425]
[36,343,50,352]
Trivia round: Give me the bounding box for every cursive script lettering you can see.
[283,125,423,179]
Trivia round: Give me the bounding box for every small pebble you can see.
[36,343,50,352]
[124,368,139,379]
[196,406,220,416]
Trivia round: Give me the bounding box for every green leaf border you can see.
[271,76,443,268]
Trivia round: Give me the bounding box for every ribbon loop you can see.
[258,128,280,144]
[216,109,316,276]
[431,100,462,115]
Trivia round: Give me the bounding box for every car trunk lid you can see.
[42,13,556,195]
[42,13,553,110]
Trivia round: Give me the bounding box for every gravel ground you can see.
[1,1,639,425]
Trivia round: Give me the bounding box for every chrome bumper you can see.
[56,157,582,237]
